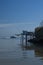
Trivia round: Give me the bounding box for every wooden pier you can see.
[21,31,34,47]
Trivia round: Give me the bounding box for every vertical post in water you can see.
[25,34,27,46]
[20,34,22,44]
[22,34,24,46]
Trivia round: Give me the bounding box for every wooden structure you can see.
[21,31,34,46]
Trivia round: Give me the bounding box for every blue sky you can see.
[0,0,43,24]
[0,0,43,36]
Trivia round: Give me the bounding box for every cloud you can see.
[0,24,13,27]
[0,22,38,33]
[0,22,37,27]
[0,22,39,36]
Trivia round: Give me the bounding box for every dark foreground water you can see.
[0,38,43,65]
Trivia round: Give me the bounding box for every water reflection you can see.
[35,47,43,57]
[21,42,43,60]
[22,50,28,59]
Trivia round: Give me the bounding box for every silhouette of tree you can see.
[40,20,43,27]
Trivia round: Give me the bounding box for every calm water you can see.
[0,38,43,64]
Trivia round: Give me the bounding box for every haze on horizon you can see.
[0,0,43,36]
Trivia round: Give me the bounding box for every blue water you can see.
[0,38,43,64]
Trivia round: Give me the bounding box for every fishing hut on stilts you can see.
[20,31,34,47]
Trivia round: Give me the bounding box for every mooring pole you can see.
[22,34,24,46]
[25,34,27,46]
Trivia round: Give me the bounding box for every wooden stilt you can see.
[25,34,27,46]
[22,34,24,46]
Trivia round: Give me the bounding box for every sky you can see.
[0,0,43,36]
